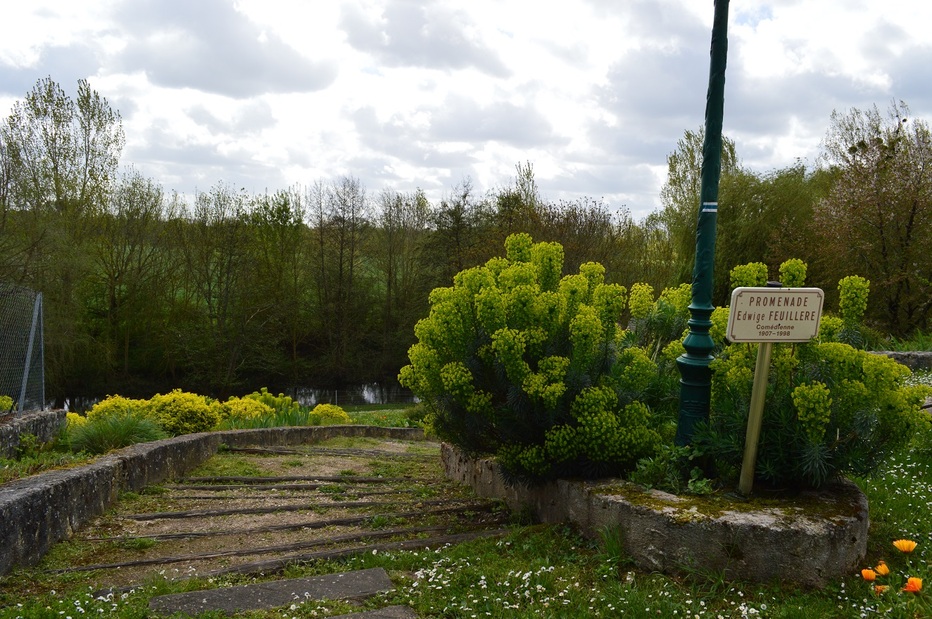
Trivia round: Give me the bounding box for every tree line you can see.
[2,78,930,403]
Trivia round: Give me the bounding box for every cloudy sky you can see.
[2,0,932,220]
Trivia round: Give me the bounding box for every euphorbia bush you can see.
[399,233,662,481]
[690,261,930,489]
[147,389,218,436]
[87,395,150,422]
[213,396,274,429]
[310,403,351,425]
[244,387,302,417]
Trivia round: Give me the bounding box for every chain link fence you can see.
[0,283,45,415]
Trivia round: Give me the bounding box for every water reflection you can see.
[290,383,416,407]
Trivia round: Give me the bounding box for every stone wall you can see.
[0,410,66,459]
[875,351,932,371]
[441,443,868,587]
[0,425,423,576]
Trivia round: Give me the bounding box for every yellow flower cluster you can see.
[310,404,350,425]
[627,283,654,320]
[792,382,833,443]
[212,397,273,423]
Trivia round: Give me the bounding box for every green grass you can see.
[346,406,418,428]
[883,330,932,352]
[0,441,92,485]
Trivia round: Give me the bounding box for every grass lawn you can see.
[344,403,418,428]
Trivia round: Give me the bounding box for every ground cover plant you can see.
[343,403,419,428]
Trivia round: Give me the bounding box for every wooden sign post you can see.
[725,286,824,495]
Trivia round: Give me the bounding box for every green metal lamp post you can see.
[675,0,730,446]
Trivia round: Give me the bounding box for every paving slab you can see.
[330,606,418,619]
[148,567,393,616]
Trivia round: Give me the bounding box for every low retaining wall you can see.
[442,444,868,588]
[0,410,67,459]
[0,425,423,576]
[875,351,932,372]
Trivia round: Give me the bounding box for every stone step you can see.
[148,567,393,616]
[331,607,418,619]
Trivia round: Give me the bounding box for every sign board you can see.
[726,287,824,343]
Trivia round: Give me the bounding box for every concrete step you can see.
[331,607,418,619]
[148,567,393,616]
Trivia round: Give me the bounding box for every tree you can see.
[492,161,543,244]
[658,127,739,286]
[816,102,932,335]
[371,188,433,380]
[84,169,175,386]
[426,179,493,286]
[537,197,623,278]
[712,164,825,302]
[307,177,375,384]
[174,183,257,394]
[0,77,124,400]
[246,187,314,386]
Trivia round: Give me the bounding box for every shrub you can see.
[310,403,351,425]
[779,258,807,288]
[147,389,218,436]
[399,233,661,481]
[628,283,691,362]
[243,387,302,416]
[729,262,768,289]
[213,397,274,429]
[66,412,87,429]
[694,340,929,488]
[838,275,870,325]
[69,413,167,455]
[87,395,150,422]
[0,395,14,411]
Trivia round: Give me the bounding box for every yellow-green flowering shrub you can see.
[310,403,351,425]
[87,395,151,422]
[779,258,807,287]
[818,315,844,341]
[243,387,302,416]
[399,233,661,481]
[838,275,870,325]
[66,412,87,429]
[627,283,654,320]
[627,282,692,366]
[729,262,768,289]
[147,389,218,436]
[696,340,927,488]
[213,397,273,424]
[0,395,13,411]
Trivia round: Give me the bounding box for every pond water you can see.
[288,383,416,407]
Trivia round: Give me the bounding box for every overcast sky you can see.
[2,1,932,220]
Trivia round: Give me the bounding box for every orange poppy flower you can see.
[874,560,890,576]
[893,539,918,553]
[903,577,922,593]
[874,585,889,594]
[861,568,877,581]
